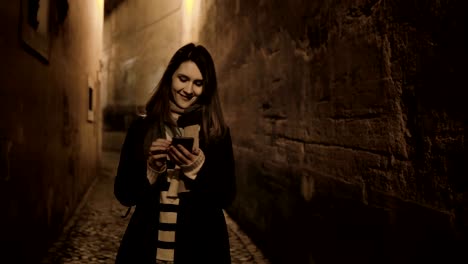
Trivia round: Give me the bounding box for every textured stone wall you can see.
[102,0,185,131]
[0,1,103,262]
[199,0,467,263]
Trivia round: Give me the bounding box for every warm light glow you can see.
[184,0,194,14]
[97,0,104,10]
[182,0,201,44]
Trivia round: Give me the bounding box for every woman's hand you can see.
[148,138,171,171]
[168,144,200,167]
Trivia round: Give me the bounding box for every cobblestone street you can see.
[41,151,269,264]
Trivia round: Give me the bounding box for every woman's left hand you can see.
[168,144,200,167]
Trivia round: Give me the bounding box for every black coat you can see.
[114,116,236,264]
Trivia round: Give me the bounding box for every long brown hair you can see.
[145,43,227,142]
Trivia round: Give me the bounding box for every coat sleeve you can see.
[182,127,236,209]
[114,118,152,207]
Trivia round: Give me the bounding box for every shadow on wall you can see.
[104,0,126,17]
[103,105,145,131]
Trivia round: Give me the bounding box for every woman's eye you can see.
[178,76,188,82]
[194,81,203,87]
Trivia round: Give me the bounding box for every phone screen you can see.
[172,137,194,151]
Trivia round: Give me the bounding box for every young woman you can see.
[114,43,235,264]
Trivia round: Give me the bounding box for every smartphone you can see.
[172,136,194,151]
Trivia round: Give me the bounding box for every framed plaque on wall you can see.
[20,0,51,63]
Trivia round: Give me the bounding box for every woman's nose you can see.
[183,82,194,94]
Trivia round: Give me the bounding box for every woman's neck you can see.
[169,100,185,124]
[170,111,181,122]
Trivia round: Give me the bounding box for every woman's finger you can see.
[175,145,196,161]
[150,154,167,161]
[149,144,169,153]
[152,139,170,145]
[192,148,200,155]
[149,147,168,155]
[168,150,182,165]
[154,138,171,143]
[169,146,190,165]
[152,139,171,146]
[151,141,170,148]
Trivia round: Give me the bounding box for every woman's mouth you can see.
[179,94,193,101]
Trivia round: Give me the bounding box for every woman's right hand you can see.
[148,138,171,171]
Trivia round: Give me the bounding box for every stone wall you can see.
[199,0,467,263]
[101,0,185,131]
[0,1,103,262]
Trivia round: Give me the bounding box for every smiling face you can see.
[171,61,204,109]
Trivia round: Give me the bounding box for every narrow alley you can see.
[1,1,467,263]
[40,151,270,264]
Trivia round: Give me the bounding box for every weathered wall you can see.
[101,0,205,151]
[199,0,467,263]
[0,1,103,262]
[102,0,185,132]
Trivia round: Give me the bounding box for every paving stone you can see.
[41,151,270,264]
